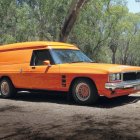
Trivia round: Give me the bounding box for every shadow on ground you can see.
[1,91,139,108]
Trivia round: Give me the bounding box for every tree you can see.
[0,0,140,66]
[116,12,140,65]
[59,0,88,42]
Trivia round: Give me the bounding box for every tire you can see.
[0,78,16,98]
[72,79,99,105]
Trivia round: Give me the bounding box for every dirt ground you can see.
[0,92,140,140]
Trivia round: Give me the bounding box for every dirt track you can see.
[0,92,140,140]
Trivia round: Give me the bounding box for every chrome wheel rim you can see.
[1,81,10,96]
[75,83,90,101]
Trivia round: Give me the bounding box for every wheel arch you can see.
[69,77,98,93]
[0,76,15,87]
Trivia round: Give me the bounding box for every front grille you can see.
[123,72,140,81]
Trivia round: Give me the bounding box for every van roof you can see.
[0,41,76,52]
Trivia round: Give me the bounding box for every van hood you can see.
[61,63,140,74]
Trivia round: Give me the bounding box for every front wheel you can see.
[0,78,16,98]
[72,79,99,105]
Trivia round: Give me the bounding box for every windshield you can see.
[51,49,93,64]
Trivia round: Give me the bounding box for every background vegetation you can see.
[0,0,140,65]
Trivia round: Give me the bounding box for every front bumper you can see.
[105,80,140,91]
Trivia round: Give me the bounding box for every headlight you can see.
[109,73,121,82]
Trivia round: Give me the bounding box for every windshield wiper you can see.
[70,61,85,63]
[89,61,96,63]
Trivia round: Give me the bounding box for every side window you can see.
[30,49,54,66]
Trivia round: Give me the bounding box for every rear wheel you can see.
[72,79,99,105]
[0,78,16,98]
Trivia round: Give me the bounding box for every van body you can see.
[0,41,140,105]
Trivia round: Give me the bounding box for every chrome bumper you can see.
[105,80,140,91]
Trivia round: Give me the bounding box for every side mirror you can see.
[43,60,51,67]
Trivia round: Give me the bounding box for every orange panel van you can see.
[0,41,140,105]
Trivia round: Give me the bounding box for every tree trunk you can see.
[59,0,88,42]
[112,52,116,64]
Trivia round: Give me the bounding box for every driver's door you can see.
[21,49,60,90]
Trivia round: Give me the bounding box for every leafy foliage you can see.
[0,0,140,65]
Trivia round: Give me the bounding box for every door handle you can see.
[32,67,36,69]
